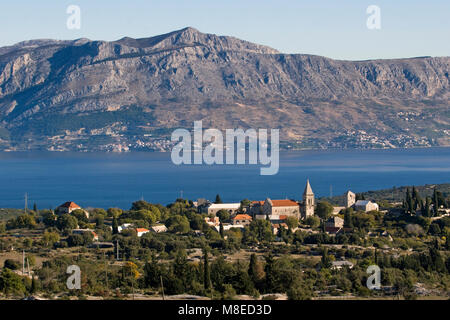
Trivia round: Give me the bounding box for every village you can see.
[0,180,449,300]
[53,180,383,256]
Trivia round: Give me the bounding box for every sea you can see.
[0,147,449,210]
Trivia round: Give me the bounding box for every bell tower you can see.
[345,190,356,208]
[302,179,315,218]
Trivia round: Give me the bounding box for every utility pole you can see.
[22,250,25,276]
[104,251,108,291]
[160,275,165,300]
[24,193,28,215]
[131,271,135,300]
[27,257,30,276]
[180,190,183,199]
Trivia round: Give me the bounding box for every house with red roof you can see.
[56,201,89,218]
[135,228,150,237]
[232,214,252,226]
[56,201,81,214]
[272,223,289,235]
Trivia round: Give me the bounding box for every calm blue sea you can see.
[0,148,449,210]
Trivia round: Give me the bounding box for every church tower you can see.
[345,190,356,208]
[302,179,315,218]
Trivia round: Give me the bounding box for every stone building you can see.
[232,214,252,226]
[354,200,379,212]
[56,201,89,218]
[325,216,344,229]
[56,201,81,214]
[301,180,315,219]
[325,216,345,234]
[248,201,264,215]
[345,190,356,208]
[200,203,241,215]
[261,198,300,218]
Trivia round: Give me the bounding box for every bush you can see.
[428,223,441,235]
[67,234,86,247]
[222,284,237,300]
[4,259,20,270]
[0,268,27,296]
[315,201,334,220]
[305,216,320,228]
[7,214,36,229]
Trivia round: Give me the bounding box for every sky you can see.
[0,0,449,60]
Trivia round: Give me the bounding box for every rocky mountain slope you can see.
[0,27,448,151]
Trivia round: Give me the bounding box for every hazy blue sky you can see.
[0,0,449,60]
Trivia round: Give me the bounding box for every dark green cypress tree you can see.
[321,248,332,268]
[433,188,439,216]
[429,243,445,272]
[264,253,275,293]
[413,187,421,212]
[215,194,223,204]
[112,217,119,234]
[425,197,432,217]
[233,260,254,294]
[203,247,211,291]
[406,188,413,214]
[219,222,224,238]
[405,188,410,213]
[143,254,160,288]
[248,254,258,284]
[344,210,353,228]
[30,276,38,294]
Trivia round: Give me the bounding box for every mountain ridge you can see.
[0,27,448,151]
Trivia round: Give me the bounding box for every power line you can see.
[24,193,28,214]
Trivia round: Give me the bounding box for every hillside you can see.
[0,27,449,151]
[324,183,450,206]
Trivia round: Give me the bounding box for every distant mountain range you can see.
[0,27,448,151]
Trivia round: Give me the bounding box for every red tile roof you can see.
[251,201,264,205]
[135,228,149,233]
[60,201,81,209]
[233,214,252,220]
[270,200,298,207]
